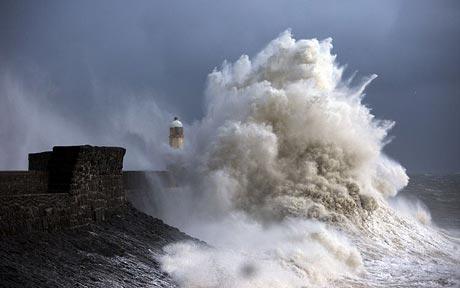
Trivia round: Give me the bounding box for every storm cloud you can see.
[0,0,459,172]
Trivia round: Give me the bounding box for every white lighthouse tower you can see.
[169,116,184,149]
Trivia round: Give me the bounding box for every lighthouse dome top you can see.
[170,117,183,128]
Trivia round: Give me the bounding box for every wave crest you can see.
[201,31,407,222]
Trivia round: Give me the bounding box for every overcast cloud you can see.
[0,0,459,172]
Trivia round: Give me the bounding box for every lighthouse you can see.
[169,116,184,149]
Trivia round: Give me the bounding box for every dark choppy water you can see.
[400,174,460,233]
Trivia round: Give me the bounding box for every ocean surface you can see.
[400,174,460,235]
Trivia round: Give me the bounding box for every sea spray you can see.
[155,31,459,287]
[159,30,408,228]
[161,217,363,287]
[389,195,432,225]
[0,71,172,170]
[152,30,397,286]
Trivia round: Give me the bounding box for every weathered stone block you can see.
[0,145,127,236]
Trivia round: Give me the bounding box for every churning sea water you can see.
[156,32,459,288]
[401,174,460,234]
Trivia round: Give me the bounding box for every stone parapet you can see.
[0,171,48,196]
[0,145,127,236]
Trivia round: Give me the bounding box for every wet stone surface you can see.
[0,205,195,288]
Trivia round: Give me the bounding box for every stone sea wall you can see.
[0,171,49,196]
[0,145,127,236]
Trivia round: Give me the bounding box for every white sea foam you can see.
[159,30,409,229]
[161,217,363,288]
[155,31,459,287]
[190,31,407,223]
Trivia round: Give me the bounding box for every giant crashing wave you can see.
[199,30,407,225]
[158,31,459,287]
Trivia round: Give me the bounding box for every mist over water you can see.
[0,72,171,170]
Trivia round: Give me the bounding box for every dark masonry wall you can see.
[0,145,126,236]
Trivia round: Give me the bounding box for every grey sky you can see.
[0,0,459,173]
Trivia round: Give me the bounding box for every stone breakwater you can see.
[0,145,127,235]
[0,204,196,288]
[0,145,199,287]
